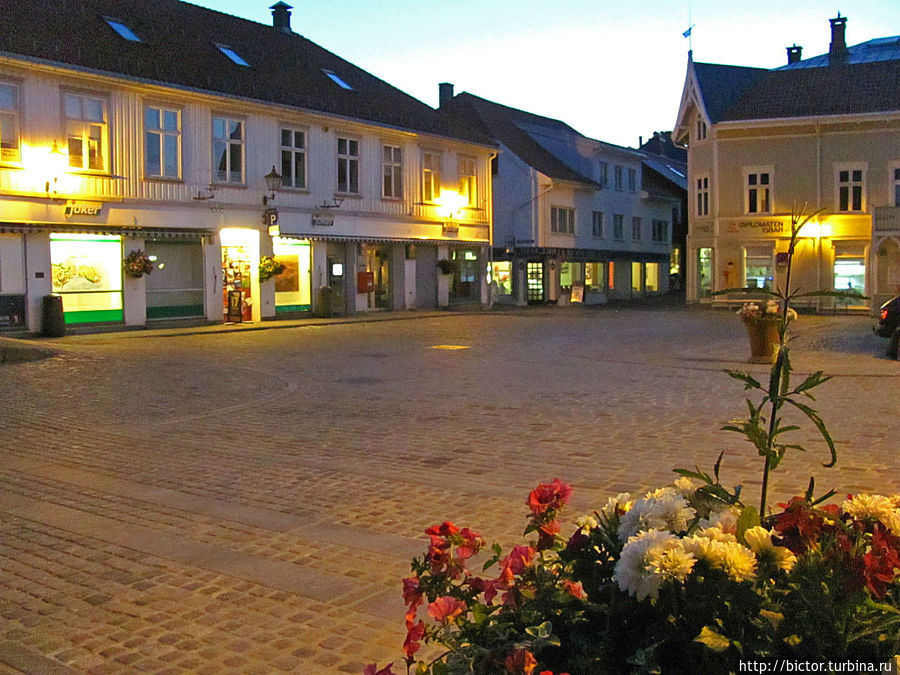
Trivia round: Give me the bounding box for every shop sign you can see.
[63,201,103,218]
[313,213,334,227]
[723,218,786,235]
[442,221,459,234]
[264,208,279,236]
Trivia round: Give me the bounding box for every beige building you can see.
[673,15,900,311]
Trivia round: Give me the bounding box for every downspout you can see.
[816,124,822,311]
[487,150,497,307]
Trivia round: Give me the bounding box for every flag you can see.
[682,26,692,38]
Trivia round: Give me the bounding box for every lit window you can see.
[281,128,306,189]
[422,151,441,203]
[836,165,865,212]
[0,81,20,164]
[212,116,244,184]
[216,44,250,67]
[745,168,772,214]
[551,206,575,234]
[322,69,352,90]
[337,137,359,194]
[104,17,141,42]
[65,92,108,171]
[144,106,181,179]
[382,144,402,199]
[744,244,774,290]
[458,156,477,207]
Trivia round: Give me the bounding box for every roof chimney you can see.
[786,44,802,64]
[270,2,292,34]
[438,82,454,108]
[829,13,848,64]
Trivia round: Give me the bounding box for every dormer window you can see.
[104,17,141,42]
[322,69,352,90]
[695,117,708,141]
[217,44,250,67]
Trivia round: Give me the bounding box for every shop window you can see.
[744,244,774,290]
[50,233,123,324]
[560,262,583,291]
[145,240,204,319]
[697,248,713,298]
[213,116,244,184]
[631,262,642,293]
[836,165,865,212]
[65,92,108,172]
[607,261,615,290]
[833,241,867,296]
[272,237,312,312]
[645,262,659,292]
[337,136,359,194]
[145,105,181,179]
[490,261,512,296]
[0,81,20,164]
[585,262,604,292]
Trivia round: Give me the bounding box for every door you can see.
[526,261,544,303]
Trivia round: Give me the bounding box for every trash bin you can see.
[41,294,66,337]
[316,286,332,318]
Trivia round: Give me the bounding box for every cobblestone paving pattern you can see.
[1,308,897,673]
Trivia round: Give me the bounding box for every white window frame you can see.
[422,150,441,203]
[337,136,359,194]
[280,127,307,190]
[550,206,575,234]
[64,91,109,173]
[591,211,604,238]
[696,175,710,216]
[212,115,244,184]
[597,162,608,187]
[891,163,900,208]
[835,163,866,213]
[613,213,624,240]
[144,104,181,180]
[744,166,773,215]
[458,156,477,207]
[381,143,402,199]
[695,116,708,142]
[0,80,21,165]
[743,243,775,290]
[631,216,642,241]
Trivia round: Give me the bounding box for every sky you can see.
[193,0,899,148]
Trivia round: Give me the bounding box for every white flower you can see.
[617,488,696,541]
[615,530,694,601]
[575,514,600,532]
[599,493,633,521]
[683,533,756,582]
[842,494,900,535]
[743,526,797,571]
[698,507,741,535]
[673,476,701,498]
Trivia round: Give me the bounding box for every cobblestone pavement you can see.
[1,307,897,674]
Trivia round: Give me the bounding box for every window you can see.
[652,219,668,242]
[322,69,352,90]
[614,165,623,190]
[64,92,108,172]
[696,117,707,141]
[836,165,865,212]
[550,207,575,234]
[281,128,306,189]
[382,144,402,199]
[745,168,772,214]
[422,151,441,202]
[631,262,642,292]
[613,213,624,240]
[144,106,181,179]
[645,263,660,292]
[585,262,604,292]
[104,17,141,42]
[697,247,713,298]
[212,116,244,184]
[833,241,867,295]
[894,167,900,207]
[628,168,637,193]
[591,211,604,238]
[0,81,20,164]
[597,162,608,187]
[216,44,250,67]
[458,156,477,206]
[744,244,774,290]
[337,136,359,194]
[631,216,642,241]
[696,175,709,216]
[50,233,123,324]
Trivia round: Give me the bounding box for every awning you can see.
[0,222,214,240]
[281,232,488,247]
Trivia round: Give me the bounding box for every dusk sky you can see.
[194,0,899,148]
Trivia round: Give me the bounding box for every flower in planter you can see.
[736,299,798,323]
[123,249,155,279]
[258,255,285,283]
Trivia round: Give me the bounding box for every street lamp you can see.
[263,165,283,205]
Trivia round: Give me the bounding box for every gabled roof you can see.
[778,35,900,69]
[691,62,767,123]
[440,93,600,188]
[0,0,491,146]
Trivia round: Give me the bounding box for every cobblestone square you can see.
[1,308,897,673]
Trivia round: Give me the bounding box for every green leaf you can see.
[713,451,724,482]
[525,621,553,639]
[673,467,713,484]
[783,398,838,467]
[726,370,762,390]
[736,506,760,545]
[695,626,731,652]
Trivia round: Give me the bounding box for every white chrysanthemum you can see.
[698,507,741,535]
[617,490,696,541]
[697,526,737,542]
[673,476,701,498]
[683,534,756,582]
[842,494,900,535]
[615,530,691,601]
[599,493,633,520]
[743,526,797,571]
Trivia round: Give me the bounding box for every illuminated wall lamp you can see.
[263,165,282,205]
[434,189,467,219]
[45,141,67,195]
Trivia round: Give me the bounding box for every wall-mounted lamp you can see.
[44,141,67,195]
[263,165,282,205]
[434,189,467,220]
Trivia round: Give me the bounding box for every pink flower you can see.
[427,595,466,623]
[563,580,585,600]
[526,479,573,516]
[401,576,422,608]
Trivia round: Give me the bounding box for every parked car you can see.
[873,295,900,358]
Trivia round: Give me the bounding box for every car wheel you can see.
[889,328,900,360]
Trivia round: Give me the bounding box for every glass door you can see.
[526,261,544,303]
[697,248,713,299]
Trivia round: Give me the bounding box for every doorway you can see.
[526,261,544,303]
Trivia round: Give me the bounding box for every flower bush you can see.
[366,479,900,674]
[123,249,154,279]
[258,255,285,283]
[736,299,798,324]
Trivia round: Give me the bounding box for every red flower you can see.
[401,576,422,609]
[498,545,536,585]
[863,526,900,599]
[468,576,499,604]
[363,664,396,675]
[402,618,425,661]
[505,648,538,674]
[563,580,585,600]
[526,479,573,516]
[427,595,466,623]
[537,518,561,551]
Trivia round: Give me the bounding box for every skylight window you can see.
[216,44,250,67]
[104,17,141,42]
[322,69,353,90]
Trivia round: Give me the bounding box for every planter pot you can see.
[744,317,780,362]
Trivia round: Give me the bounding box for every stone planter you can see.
[744,317,781,362]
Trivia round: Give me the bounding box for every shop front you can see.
[272,236,312,314]
[0,233,26,329]
[50,233,123,324]
[144,239,205,320]
[449,248,480,304]
[220,227,259,322]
